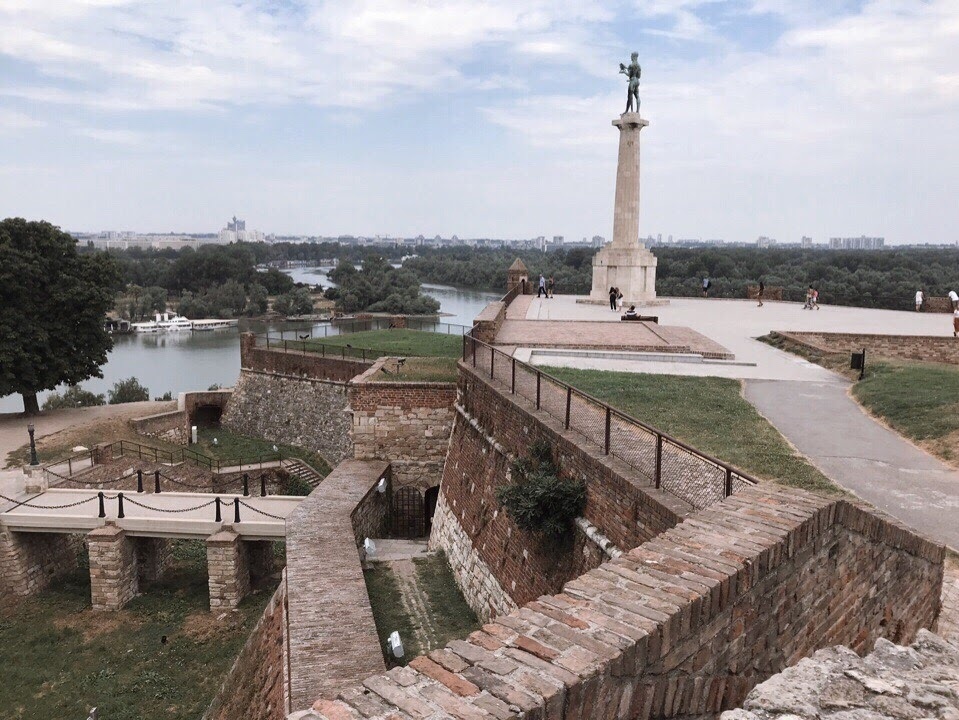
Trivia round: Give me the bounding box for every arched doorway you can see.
[193,404,223,427]
[392,487,425,538]
[424,486,440,536]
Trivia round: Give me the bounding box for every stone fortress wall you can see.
[772,330,959,365]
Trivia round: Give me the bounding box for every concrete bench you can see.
[621,314,658,323]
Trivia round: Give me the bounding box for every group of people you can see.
[918,289,959,338]
[608,286,624,312]
[536,274,556,299]
[802,286,821,310]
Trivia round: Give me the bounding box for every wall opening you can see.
[193,404,224,428]
[392,487,425,538]
[424,485,440,536]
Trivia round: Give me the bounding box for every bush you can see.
[42,385,106,410]
[108,377,150,404]
[495,440,585,537]
[154,391,173,401]
[279,474,313,497]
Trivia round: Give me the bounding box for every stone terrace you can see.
[296,485,943,719]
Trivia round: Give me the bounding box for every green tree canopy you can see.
[328,256,440,314]
[0,218,121,414]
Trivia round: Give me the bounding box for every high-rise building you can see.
[227,216,246,232]
[828,236,885,250]
[801,236,813,249]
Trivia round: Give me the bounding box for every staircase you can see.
[281,458,326,489]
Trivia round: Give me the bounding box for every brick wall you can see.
[349,364,456,490]
[240,332,371,383]
[430,364,689,620]
[223,371,353,466]
[0,530,82,597]
[130,409,189,445]
[472,301,507,344]
[88,524,138,611]
[205,576,289,720]
[300,485,944,720]
[774,330,959,365]
[285,460,392,711]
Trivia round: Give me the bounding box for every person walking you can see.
[702,277,711,298]
[608,286,617,311]
[915,289,924,312]
[537,274,546,298]
[616,288,625,312]
[811,287,820,310]
[757,281,765,308]
[547,276,555,299]
[949,289,958,311]
[803,286,813,310]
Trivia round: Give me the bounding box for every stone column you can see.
[0,529,81,597]
[135,537,172,585]
[88,524,139,611]
[207,528,250,610]
[610,112,649,249]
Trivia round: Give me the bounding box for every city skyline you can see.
[1,1,957,244]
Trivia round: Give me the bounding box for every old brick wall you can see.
[472,301,507,344]
[223,370,353,466]
[301,486,944,720]
[430,364,689,620]
[349,367,456,490]
[240,332,371,382]
[777,330,959,365]
[285,460,391,711]
[130,409,189,445]
[205,576,289,720]
[0,530,83,597]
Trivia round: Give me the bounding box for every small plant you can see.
[108,376,150,404]
[496,440,585,537]
[279,474,313,497]
[42,385,105,410]
[154,391,173,401]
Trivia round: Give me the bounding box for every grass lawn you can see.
[542,367,839,495]
[193,426,332,476]
[853,360,959,463]
[304,329,462,359]
[364,552,479,667]
[368,357,459,383]
[0,541,275,720]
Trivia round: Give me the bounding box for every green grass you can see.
[368,356,458,383]
[363,552,479,667]
[304,329,462,359]
[542,367,840,495]
[853,360,959,462]
[194,426,332,476]
[0,540,275,720]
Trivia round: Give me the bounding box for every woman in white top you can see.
[915,290,924,312]
[949,289,959,311]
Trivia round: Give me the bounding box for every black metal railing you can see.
[461,329,757,511]
[110,439,283,474]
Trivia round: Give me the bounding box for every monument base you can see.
[588,242,659,306]
[575,297,670,308]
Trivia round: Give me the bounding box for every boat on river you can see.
[132,313,238,333]
[156,313,193,331]
[191,319,239,331]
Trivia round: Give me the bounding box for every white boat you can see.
[191,319,239,332]
[132,321,161,333]
[156,313,193,331]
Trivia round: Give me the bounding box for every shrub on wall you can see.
[496,440,585,538]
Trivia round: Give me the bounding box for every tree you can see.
[273,287,314,316]
[0,218,121,414]
[245,283,269,315]
[42,385,106,410]
[108,377,150,404]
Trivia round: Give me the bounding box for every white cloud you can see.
[0,108,45,130]
[75,127,145,145]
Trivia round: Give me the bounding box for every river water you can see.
[0,268,498,414]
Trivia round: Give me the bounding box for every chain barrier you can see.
[52,469,140,488]
[237,500,286,521]
[0,492,99,510]
[122,496,218,514]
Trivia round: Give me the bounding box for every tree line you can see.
[403,246,959,310]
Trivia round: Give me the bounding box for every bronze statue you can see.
[619,52,641,113]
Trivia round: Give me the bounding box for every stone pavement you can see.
[744,379,959,551]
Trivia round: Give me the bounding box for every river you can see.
[0,268,499,414]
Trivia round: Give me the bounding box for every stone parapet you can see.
[207,527,251,610]
[240,333,371,383]
[300,484,944,720]
[88,523,138,611]
[131,409,189,445]
[472,301,507,344]
[773,330,959,365]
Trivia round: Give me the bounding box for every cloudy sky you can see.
[0,0,957,244]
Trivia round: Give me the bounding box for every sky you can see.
[0,0,957,245]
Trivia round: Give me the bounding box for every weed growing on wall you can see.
[496,440,586,538]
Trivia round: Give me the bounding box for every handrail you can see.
[113,439,285,475]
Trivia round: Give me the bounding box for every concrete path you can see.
[744,379,959,550]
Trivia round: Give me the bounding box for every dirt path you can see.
[0,401,174,466]
[390,558,438,653]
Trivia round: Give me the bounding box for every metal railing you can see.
[111,439,283,474]
[256,334,379,362]
[270,315,471,341]
[461,328,757,511]
[43,448,95,480]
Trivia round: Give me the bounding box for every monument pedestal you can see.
[587,112,662,306]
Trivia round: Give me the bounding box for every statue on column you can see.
[619,52,641,114]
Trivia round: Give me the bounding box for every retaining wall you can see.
[240,333,371,383]
[205,576,289,720]
[285,460,392,711]
[130,409,189,445]
[774,330,959,365]
[431,363,690,621]
[350,361,457,490]
[472,301,507,344]
[301,485,944,720]
[0,529,83,597]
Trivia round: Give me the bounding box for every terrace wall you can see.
[472,301,507,344]
[301,486,944,720]
[239,333,371,383]
[130,409,189,445]
[430,362,690,621]
[774,330,959,365]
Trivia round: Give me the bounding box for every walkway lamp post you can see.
[27,423,39,466]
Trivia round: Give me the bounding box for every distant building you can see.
[592,235,605,247]
[828,236,885,250]
[553,235,564,244]
[227,216,246,232]
[757,236,776,248]
[801,236,813,249]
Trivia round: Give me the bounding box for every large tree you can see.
[0,218,121,414]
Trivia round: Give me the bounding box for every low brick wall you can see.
[430,363,689,621]
[285,460,392,711]
[205,576,289,720]
[0,530,83,597]
[131,409,188,445]
[774,330,959,365]
[349,361,457,490]
[472,301,507,344]
[925,296,954,313]
[240,333,371,383]
[301,485,944,720]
